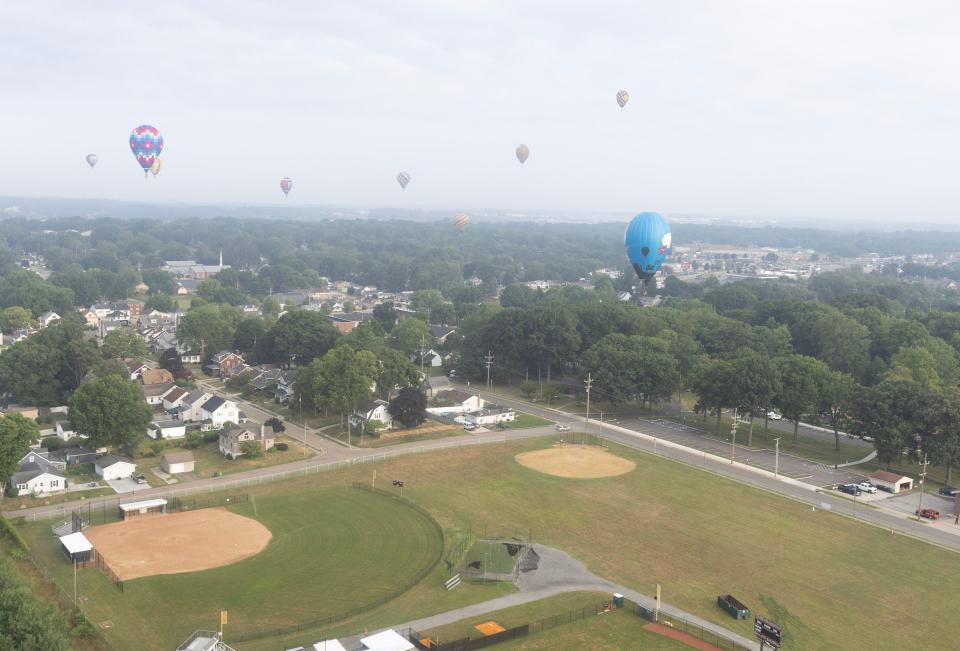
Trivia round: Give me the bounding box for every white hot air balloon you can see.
[86,154,98,168]
[397,171,411,190]
[616,89,630,109]
[515,144,529,165]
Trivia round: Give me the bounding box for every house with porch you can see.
[350,399,392,430]
[218,421,275,458]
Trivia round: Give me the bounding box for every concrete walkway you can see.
[390,545,759,650]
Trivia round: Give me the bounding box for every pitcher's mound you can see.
[83,507,271,580]
[515,445,635,478]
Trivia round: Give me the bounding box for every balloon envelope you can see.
[129,125,163,175]
[625,212,671,280]
[397,171,411,189]
[616,90,630,108]
[85,154,98,168]
[453,213,470,232]
[280,177,293,196]
[516,144,529,165]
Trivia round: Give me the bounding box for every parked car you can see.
[767,411,782,421]
[916,508,941,520]
[555,423,571,432]
[857,482,878,494]
[938,486,958,497]
[837,483,862,496]
[133,474,148,485]
[462,423,477,431]
[447,370,457,377]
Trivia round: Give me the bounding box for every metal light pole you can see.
[773,437,781,477]
[917,453,929,516]
[584,373,592,427]
[730,408,738,464]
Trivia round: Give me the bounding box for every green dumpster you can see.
[717,594,750,620]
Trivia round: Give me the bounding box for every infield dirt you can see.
[514,445,636,478]
[83,507,271,580]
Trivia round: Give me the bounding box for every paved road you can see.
[388,545,759,650]
[474,388,960,552]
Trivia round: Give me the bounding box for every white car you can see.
[767,411,783,421]
[857,482,878,494]
[555,423,571,432]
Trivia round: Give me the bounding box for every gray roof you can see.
[185,389,209,405]
[13,464,64,485]
[162,450,195,464]
[95,455,134,469]
[436,389,475,404]
[356,398,387,414]
[430,324,456,339]
[201,396,227,412]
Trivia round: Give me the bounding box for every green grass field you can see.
[20,487,442,650]
[461,539,525,575]
[502,413,554,429]
[19,436,960,650]
[497,611,688,650]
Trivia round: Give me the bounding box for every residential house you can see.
[331,320,358,334]
[140,368,174,385]
[162,386,189,411]
[47,446,97,466]
[248,367,284,393]
[200,396,241,429]
[461,405,516,427]
[18,449,65,473]
[175,278,199,295]
[429,325,456,345]
[419,349,447,368]
[37,311,60,328]
[218,421,275,458]
[272,371,297,405]
[127,360,150,381]
[428,390,484,417]
[161,451,196,474]
[869,471,914,494]
[143,382,176,407]
[12,463,66,495]
[350,399,392,430]
[54,421,77,441]
[0,405,39,419]
[147,419,187,440]
[177,390,212,422]
[203,351,246,379]
[94,455,137,480]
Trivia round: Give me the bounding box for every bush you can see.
[149,441,165,455]
[70,611,98,639]
[0,516,30,557]
[239,440,263,458]
[40,437,65,450]
[275,442,289,451]
[184,432,202,449]
[202,431,219,444]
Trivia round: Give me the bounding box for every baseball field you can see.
[18,438,960,650]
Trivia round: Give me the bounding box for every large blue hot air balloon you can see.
[625,212,672,281]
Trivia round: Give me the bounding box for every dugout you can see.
[59,531,93,563]
[119,498,168,520]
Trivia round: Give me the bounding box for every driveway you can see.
[106,477,143,494]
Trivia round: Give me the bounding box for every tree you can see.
[141,269,176,295]
[69,375,152,452]
[144,292,175,312]
[391,317,432,357]
[101,327,147,360]
[0,558,69,650]
[265,417,286,433]
[775,354,831,444]
[730,351,781,445]
[690,358,737,431]
[373,301,398,332]
[271,310,340,366]
[309,346,378,430]
[159,348,184,374]
[375,348,420,400]
[519,381,538,400]
[389,387,427,428]
[362,419,385,437]
[239,440,263,458]
[0,306,32,333]
[233,318,267,354]
[261,296,281,318]
[177,304,238,361]
[0,414,39,498]
[849,376,927,465]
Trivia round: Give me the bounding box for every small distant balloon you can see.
[85,154,98,168]
[616,90,630,109]
[625,212,671,281]
[397,171,411,190]
[280,177,293,197]
[129,125,163,177]
[150,159,163,176]
[453,213,470,232]
[515,144,530,166]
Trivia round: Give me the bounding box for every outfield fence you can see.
[90,548,123,592]
[225,485,445,644]
[15,435,511,524]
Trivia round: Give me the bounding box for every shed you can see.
[95,455,136,480]
[312,641,347,651]
[59,531,93,563]
[359,629,414,651]
[869,471,914,494]
[161,451,196,475]
[119,498,168,520]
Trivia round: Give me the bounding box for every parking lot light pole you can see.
[730,408,738,464]
[917,453,929,517]
[773,438,781,477]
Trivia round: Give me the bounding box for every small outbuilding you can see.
[312,641,347,651]
[95,455,137,480]
[869,471,914,494]
[161,450,196,475]
[359,629,414,651]
[118,498,168,520]
[59,531,93,563]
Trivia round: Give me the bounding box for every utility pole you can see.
[584,373,593,427]
[300,395,307,456]
[484,351,494,390]
[773,437,781,477]
[917,453,930,516]
[730,408,738,464]
[419,334,426,376]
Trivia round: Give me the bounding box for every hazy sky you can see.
[2,1,959,220]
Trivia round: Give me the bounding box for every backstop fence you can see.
[55,492,251,528]
[627,599,753,651]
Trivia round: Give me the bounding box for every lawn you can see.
[133,435,315,481]
[460,539,525,576]
[19,436,960,651]
[501,413,554,429]
[20,487,443,650]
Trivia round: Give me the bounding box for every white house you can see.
[462,405,516,427]
[200,396,241,429]
[420,349,446,368]
[54,421,77,441]
[143,382,175,406]
[12,464,66,495]
[350,399,393,430]
[94,455,137,480]
[178,390,212,422]
[161,451,195,474]
[147,419,187,440]
[37,311,61,328]
[428,389,484,416]
[162,386,190,411]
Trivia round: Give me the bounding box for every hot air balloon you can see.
[129,125,163,177]
[453,213,470,232]
[397,171,411,190]
[516,144,530,165]
[616,90,630,109]
[625,212,671,281]
[85,154,98,168]
[150,159,163,176]
[280,177,293,197]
